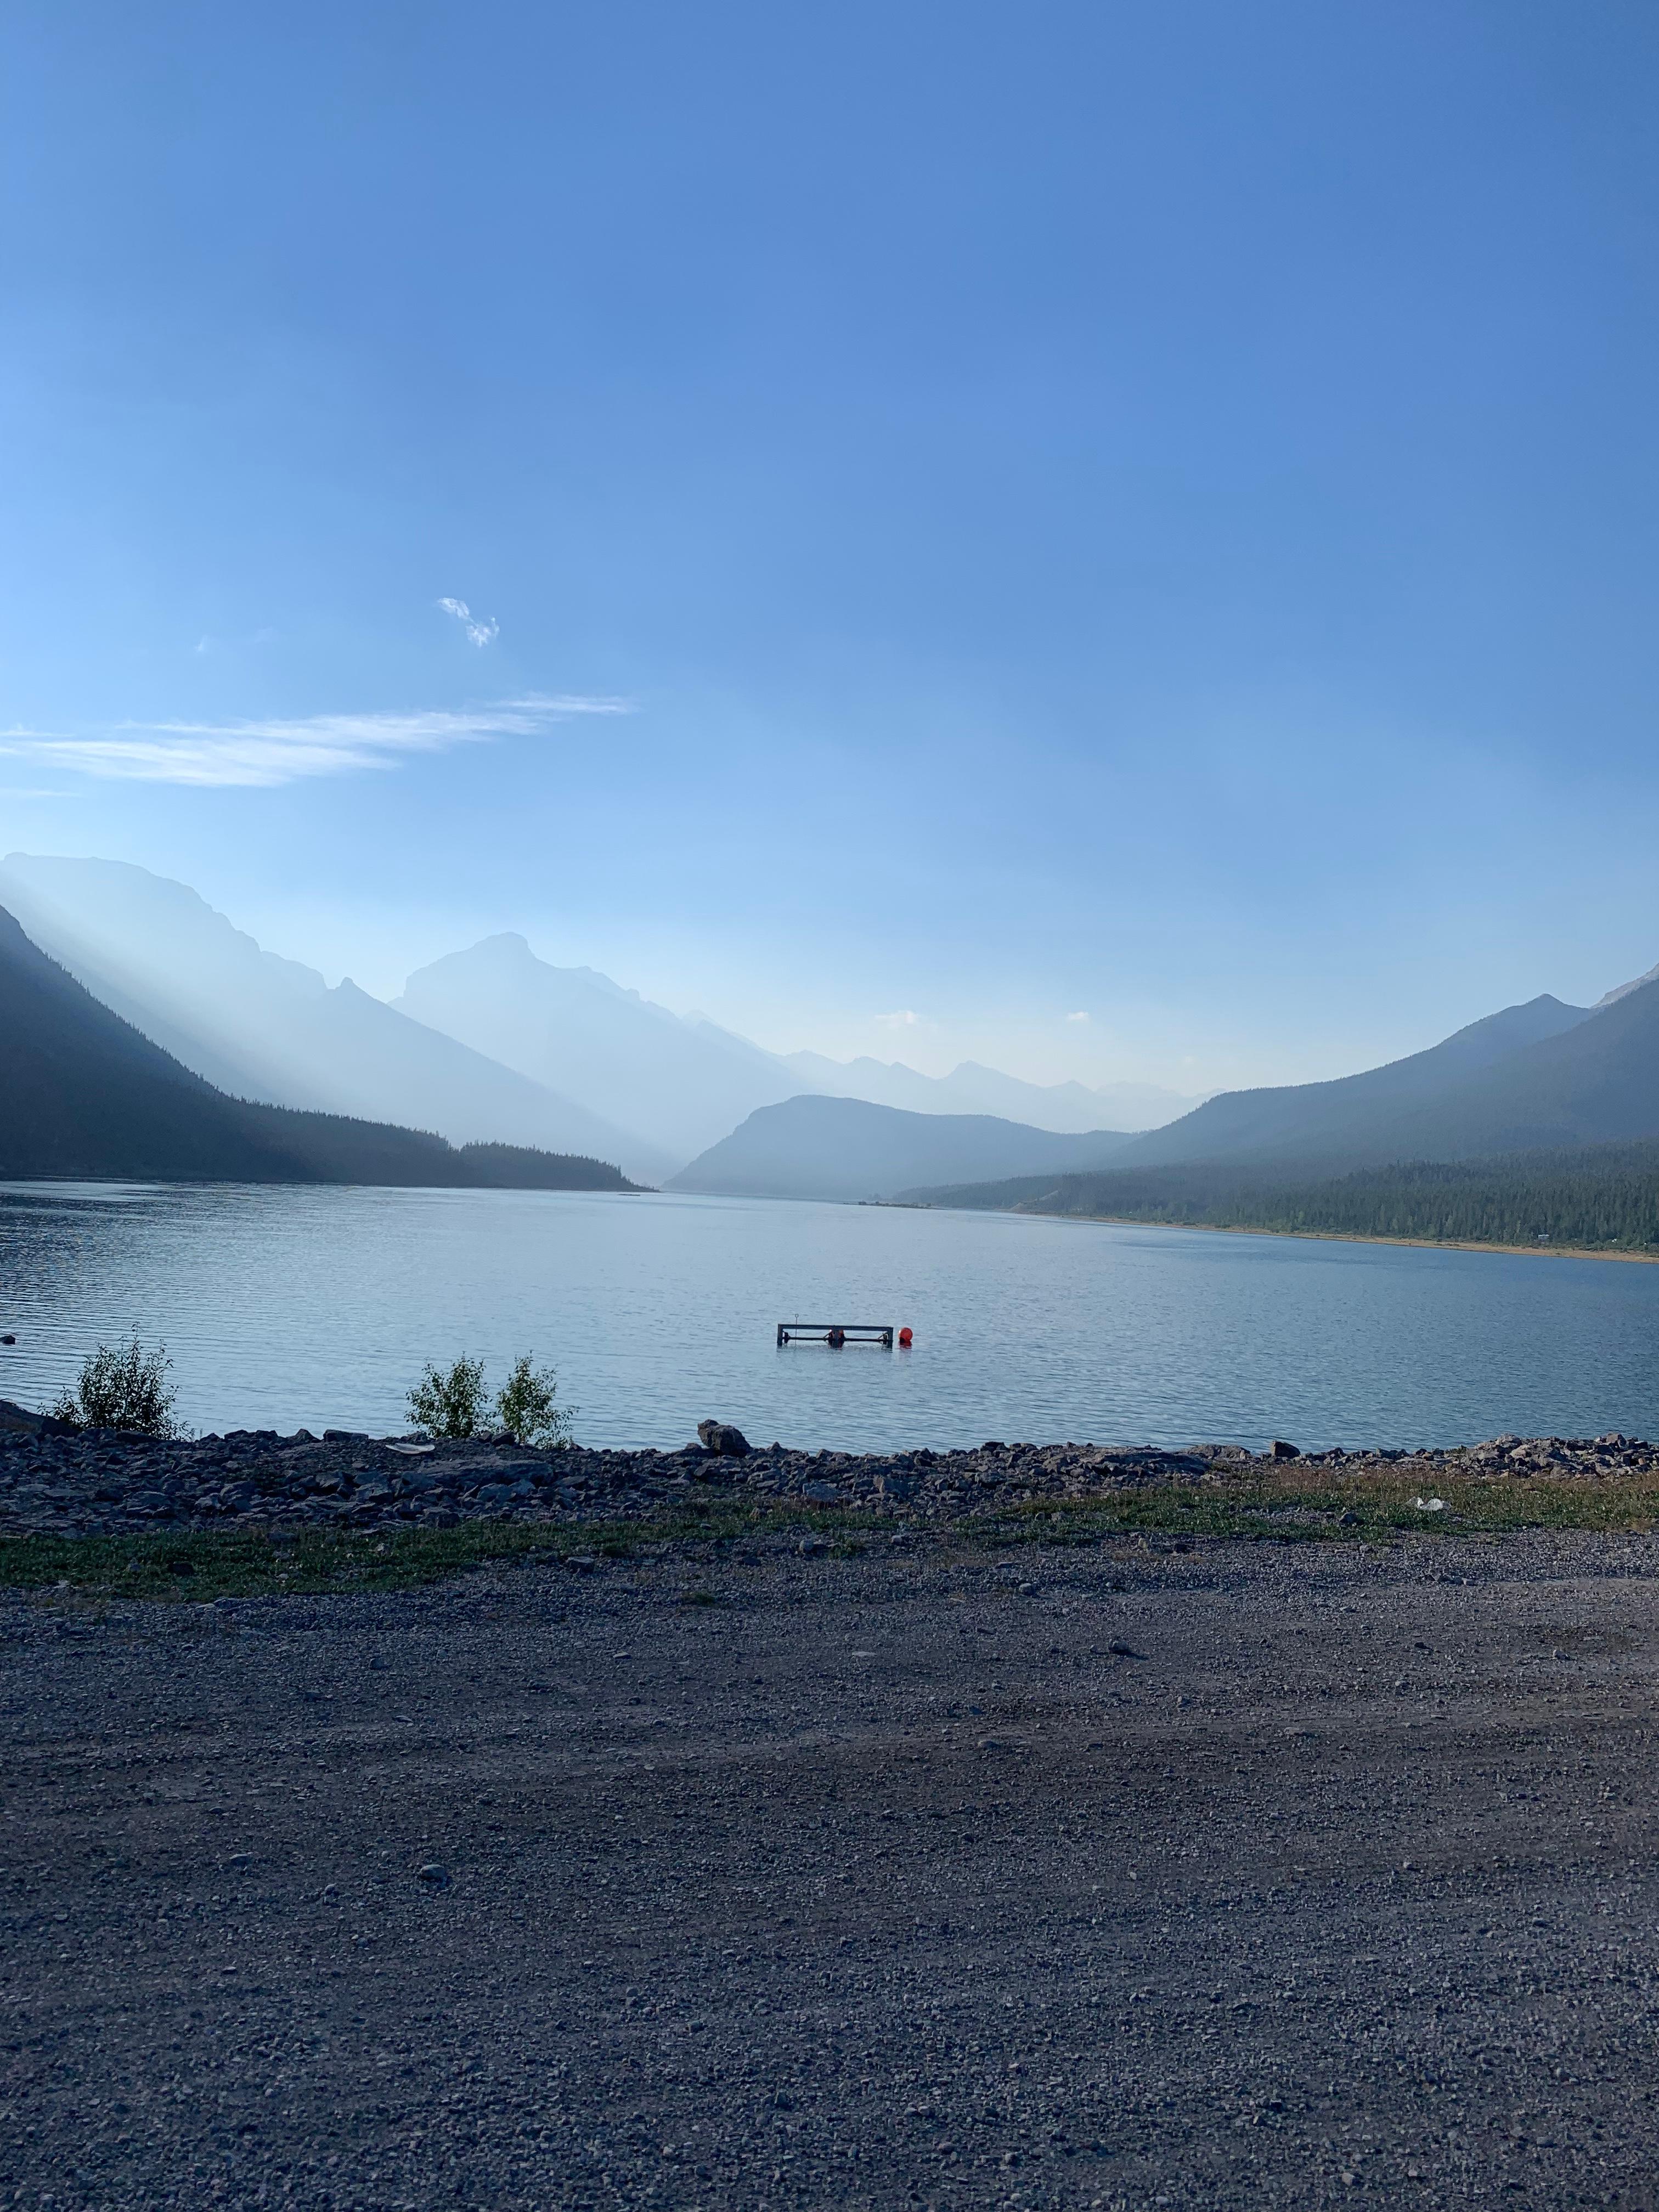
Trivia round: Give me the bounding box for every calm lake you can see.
[0,1182,1656,1451]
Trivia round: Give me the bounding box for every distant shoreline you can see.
[1020,1208,1659,1267]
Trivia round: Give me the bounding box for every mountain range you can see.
[0,901,635,1189]
[394,936,1201,1156]
[1097,992,1598,1170]
[900,972,1659,1206]
[393,933,797,1165]
[664,970,1659,1203]
[774,1052,1203,1136]
[1,854,1199,1173]
[1096,979,1659,1173]
[0,856,673,1183]
[6,848,1657,1208]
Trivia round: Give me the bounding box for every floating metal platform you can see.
[776,1322,894,1348]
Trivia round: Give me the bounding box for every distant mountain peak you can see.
[407,934,656,1009]
[1,850,325,996]
[455,930,535,964]
[1596,960,1659,1009]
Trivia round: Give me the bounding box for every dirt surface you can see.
[7,1531,1659,2209]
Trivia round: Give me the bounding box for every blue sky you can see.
[2,1,1657,1091]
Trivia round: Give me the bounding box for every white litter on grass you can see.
[1414,1497,1448,1513]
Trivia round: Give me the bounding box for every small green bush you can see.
[494,1353,575,1449]
[407,1353,488,1439]
[51,1336,184,1437]
[407,1351,576,1446]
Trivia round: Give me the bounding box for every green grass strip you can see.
[4,1477,1656,1603]
[0,1499,889,1602]
[970,1475,1659,1547]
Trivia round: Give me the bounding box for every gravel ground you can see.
[7,1530,1659,2208]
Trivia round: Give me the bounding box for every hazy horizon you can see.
[4,4,1657,1094]
[0,849,1215,1175]
[3,843,1646,1105]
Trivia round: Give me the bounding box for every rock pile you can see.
[1,1400,1654,1542]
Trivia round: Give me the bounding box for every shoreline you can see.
[1010,1206,1659,1266]
[3,1418,1656,1568]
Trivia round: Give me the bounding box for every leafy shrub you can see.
[51,1337,184,1437]
[494,1354,574,1449]
[406,1351,576,1446]
[407,1353,488,1439]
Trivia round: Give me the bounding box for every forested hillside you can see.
[910,1141,1659,1254]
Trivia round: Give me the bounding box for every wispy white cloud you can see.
[0,693,629,789]
[874,1008,921,1030]
[1064,1010,1090,1024]
[438,596,499,648]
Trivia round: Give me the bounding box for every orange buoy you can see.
[898,1327,913,1347]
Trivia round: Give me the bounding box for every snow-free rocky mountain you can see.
[2,854,1199,1178]
[919,975,1659,1193]
[394,935,800,1165]
[667,1095,1138,1203]
[393,936,1197,1161]
[0,856,675,1184]
[1098,992,1598,1169]
[778,1051,1201,1135]
[677,978,1659,1205]
[0,901,634,1189]
[7,852,1655,1194]
[1598,960,1659,1010]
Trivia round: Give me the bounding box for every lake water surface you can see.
[0,1182,1656,1450]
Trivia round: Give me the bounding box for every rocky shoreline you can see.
[1,1398,1653,1542]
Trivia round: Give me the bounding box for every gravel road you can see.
[7,1531,1659,2209]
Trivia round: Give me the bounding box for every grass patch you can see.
[5,1476,1656,1604]
[0,1499,889,1603]
[972,1472,1659,1548]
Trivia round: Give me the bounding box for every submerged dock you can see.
[776,1322,896,1348]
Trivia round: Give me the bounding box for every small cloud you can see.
[194,636,211,656]
[0,692,630,789]
[1064,1010,1090,1024]
[438,596,499,648]
[874,1009,921,1030]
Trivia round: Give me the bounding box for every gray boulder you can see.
[0,1397,73,1437]
[697,1419,751,1457]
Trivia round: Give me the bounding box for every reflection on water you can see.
[0,1181,1656,1451]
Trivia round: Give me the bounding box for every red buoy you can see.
[898,1327,913,1348]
